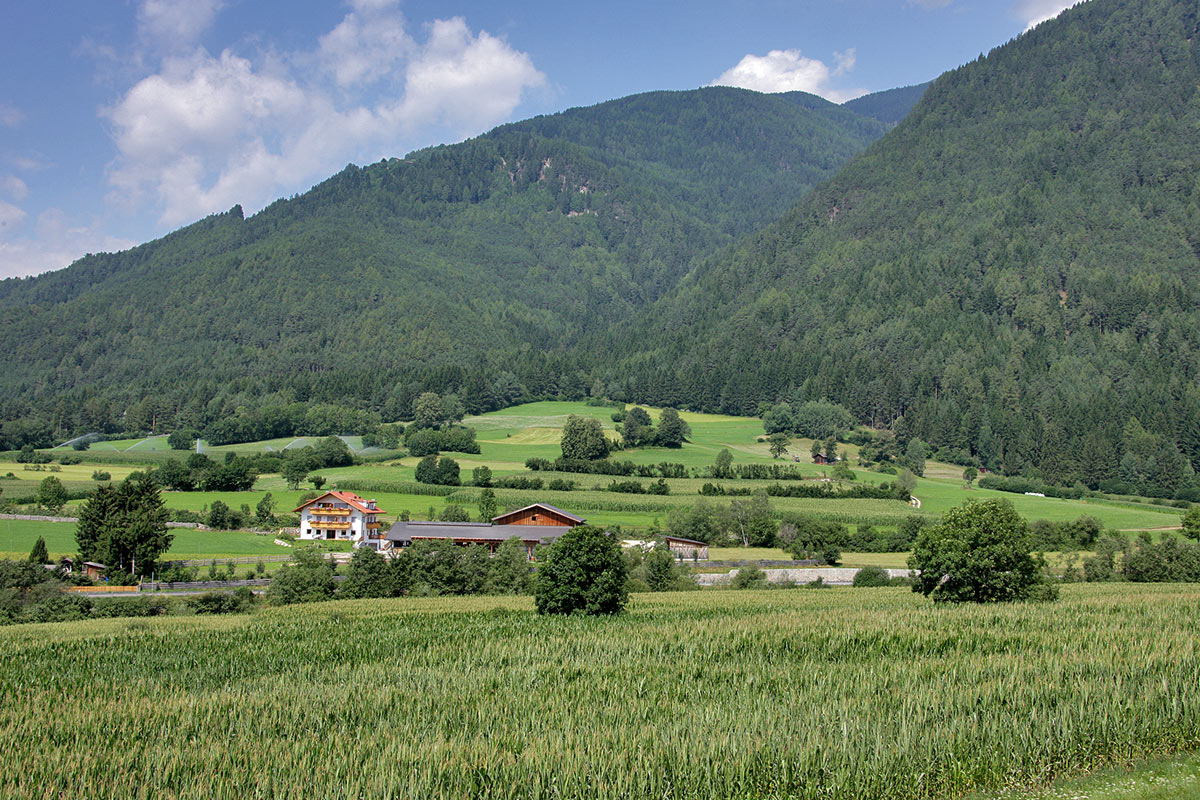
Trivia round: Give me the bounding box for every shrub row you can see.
[333,480,459,497]
[699,482,907,501]
[526,458,687,478]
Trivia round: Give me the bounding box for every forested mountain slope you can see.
[599,0,1200,494]
[0,87,891,445]
[842,82,932,125]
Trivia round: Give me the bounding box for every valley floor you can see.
[1,584,1197,800]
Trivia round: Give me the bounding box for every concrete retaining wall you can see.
[695,567,912,586]
[0,513,78,523]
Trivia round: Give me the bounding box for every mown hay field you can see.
[1,584,1197,800]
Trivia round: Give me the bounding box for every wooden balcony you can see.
[313,521,351,530]
[312,507,351,516]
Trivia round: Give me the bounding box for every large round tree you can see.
[560,415,609,461]
[535,526,628,615]
[909,499,1055,603]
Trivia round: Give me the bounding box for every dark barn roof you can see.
[664,536,707,546]
[386,521,573,547]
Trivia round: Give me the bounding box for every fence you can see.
[141,578,272,591]
[163,555,295,567]
[65,585,139,593]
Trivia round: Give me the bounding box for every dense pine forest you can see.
[596,0,1200,496]
[3,0,1200,496]
[0,87,892,447]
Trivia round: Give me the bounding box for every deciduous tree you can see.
[909,499,1055,603]
[535,526,628,615]
[560,415,609,461]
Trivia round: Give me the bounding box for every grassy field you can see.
[0,519,290,561]
[0,585,1197,799]
[0,460,141,499]
[11,402,1185,540]
[972,753,1200,799]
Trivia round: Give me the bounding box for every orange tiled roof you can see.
[293,490,384,516]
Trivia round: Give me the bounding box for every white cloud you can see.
[10,155,50,172]
[318,4,414,87]
[349,0,400,14]
[105,10,546,226]
[400,18,546,132]
[0,209,137,279]
[0,176,29,201]
[0,104,23,128]
[0,201,26,237]
[138,0,224,50]
[712,48,866,103]
[1017,0,1079,31]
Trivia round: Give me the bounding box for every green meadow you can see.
[0,519,290,561]
[5,402,1184,564]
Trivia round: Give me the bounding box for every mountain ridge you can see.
[601,0,1200,493]
[0,85,906,445]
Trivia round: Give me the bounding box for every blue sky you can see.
[0,0,1079,279]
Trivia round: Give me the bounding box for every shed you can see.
[82,561,106,580]
[664,536,708,561]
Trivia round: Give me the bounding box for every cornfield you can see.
[451,486,922,527]
[0,584,1197,799]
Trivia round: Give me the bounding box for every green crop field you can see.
[1,585,1197,799]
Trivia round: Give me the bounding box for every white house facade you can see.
[294,491,386,549]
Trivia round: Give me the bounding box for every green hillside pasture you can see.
[199,435,370,456]
[451,486,922,527]
[0,520,79,560]
[0,519,289,561]
[68,435,174,453]
[2,585,1198,799]
[466,401,780,471]
[912,479,1181,530]
[0,461,140,500]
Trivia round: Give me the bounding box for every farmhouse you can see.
[386,503,585,559]
[295,491,386,549]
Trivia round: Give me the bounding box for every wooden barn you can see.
[665,536,708,560]
[386,503,587,559]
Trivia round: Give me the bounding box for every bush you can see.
[534,527,628,615]
[267,551,336,605]
[340,547,396,598]
[414,455,461,486]
[909,499,1056,603]
[187,588,257,615]
[731,565,768,589]
[643,548,679,592]
[494,475,544,491]
[1124,536,1200,582]
[852,565,891,587]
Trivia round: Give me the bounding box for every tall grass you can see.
[0,585,1197,799]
